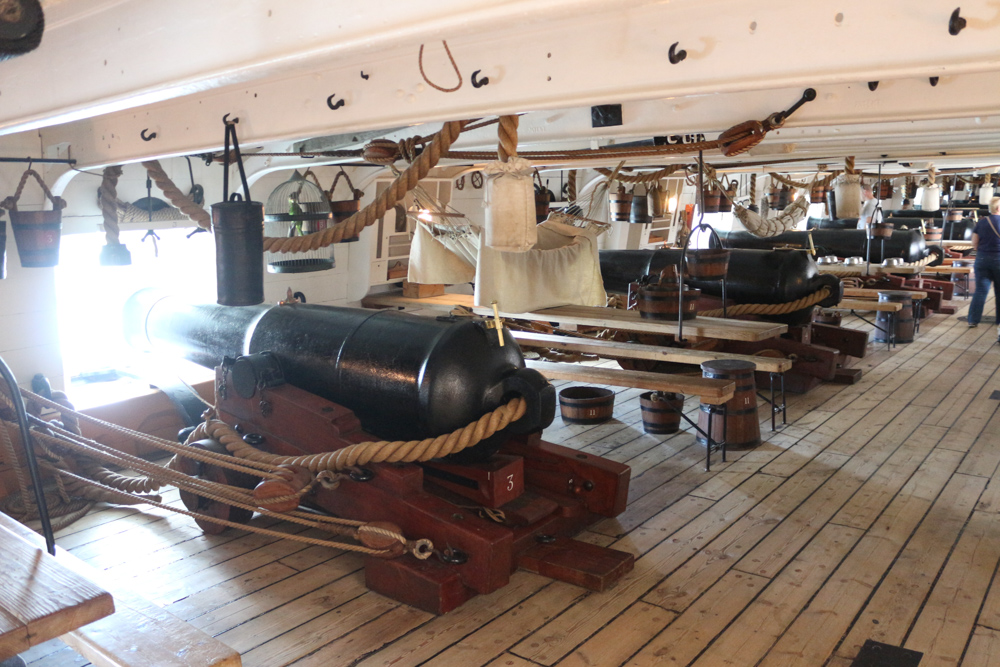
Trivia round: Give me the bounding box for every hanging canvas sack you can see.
[833,174,862,219]
[921,182,941,212]
[483,156,536,252]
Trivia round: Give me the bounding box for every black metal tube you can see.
[0,354,55,555]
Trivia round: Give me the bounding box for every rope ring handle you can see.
[1,168,67,211]
[329,168,363,201]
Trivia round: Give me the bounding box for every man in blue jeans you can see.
[968,196,1000,344]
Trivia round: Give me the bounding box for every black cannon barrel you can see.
[124,290,554,442]
[599,249,842,325]
[720,229,929,263]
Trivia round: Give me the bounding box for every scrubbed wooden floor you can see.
[20,297,1000,667]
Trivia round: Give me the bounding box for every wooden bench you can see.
[828,299,904,350]
[0,516,114,662]
[512,331,792,373]
[0,513,241,667]
[841,288,928,301]
[527,360,735,469]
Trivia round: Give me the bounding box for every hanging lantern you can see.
[263,171,335,273]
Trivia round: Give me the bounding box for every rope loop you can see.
[1,168,67,211]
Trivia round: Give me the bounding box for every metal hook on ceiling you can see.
[471,69,489,88]
[223,113,238,125]
[668,42,687,65]
[326,94,346,110]
[140,128,156,141]
[949,7,967,35]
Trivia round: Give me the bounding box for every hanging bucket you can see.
[609,185,633,222]
[906,180,918,199]
[703,186,721,214]
[559,386,615,424]
[924,226,943,242]
[0,217,6,279]
[630,184,651,224]
[777,185,791,209]
[639,391,684,434]
[213,195,264,306]
[723,181,737,213]
[878,180,893,200]
[648,182,669,218]
[810,182,826,204]
[685,247,730,280]
[767,185,781,208]
[870,221,894,239]
[328,169,363,241]
[2,169,67,268]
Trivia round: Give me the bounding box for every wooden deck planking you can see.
[21,293,1000,667]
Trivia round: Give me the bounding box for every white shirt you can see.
[857,198,881,229]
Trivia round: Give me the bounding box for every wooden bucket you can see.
[630,185,651,224]
[703,187,721,214]
[777,185,791,209]
[609,186,633,222]
[878,180,893,199]
[10,209,62,268]
[328,169,363,240]
[810,183,826,204]
[0,218,6,279]
[870,221,894,239]
[639,391,684,434]
[685,248,730,280]
[559,386,615,424]
[813,309,842,326]
[874,290,914,344]
[768,185,781,208]
[636,283,700,320]
[697,359,761,450]
[648,183,669,218]
[534,170,551,223]
[945,210,964,225]
[924,226,943,242]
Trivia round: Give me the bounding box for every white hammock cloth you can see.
[475,218,606,313]
[732,192,810,237]
[483,157,537,252]
[408,221,478,285]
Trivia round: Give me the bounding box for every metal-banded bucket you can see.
[559,386,615,424]
[924,226,943,242]
[630,186,651,224]
[639,391,684,434]
[10,209,62,268]
[609,186,633,222]
[685,247,730,280]
[212,198,264,306]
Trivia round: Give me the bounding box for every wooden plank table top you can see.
[830,299,903,312]
[512,331,792,373]
[362,292,787,342]
[817,264,921,276]
[842,288,928,300]
[526,360,735,405]
[0,517,115,661]
[921,265,972,275]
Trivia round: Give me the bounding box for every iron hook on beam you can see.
[668,42,687,65]
[327,94,346,110]
[223,113,239,125]
[471,70,489,88]
[140,128,156,141]
[949,7,967,35]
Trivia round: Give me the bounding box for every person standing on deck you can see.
[967,196,1000,343]
[857,184,881,232]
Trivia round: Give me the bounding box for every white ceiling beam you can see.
[15,0,1000,168]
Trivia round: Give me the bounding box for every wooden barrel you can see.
[639,391,684,434]
[945,210,964,225]
[685,248,730,280]
[630,191,651,224]
[9,209,62,268]
[609,187,633,222]
[535,188,551,224]
[636,284,700,320]
[874,290,915,344]
[559,386,615,424]
[879,180,893,199]
[697,360,761,450]
[768,186,781,208]
[924,226,943,242]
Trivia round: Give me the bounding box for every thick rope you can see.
[699,285,832,318]
[750,174,757,206]
[141,160,212,229]
[0,169,66,211]
[98,166,123,245]
[846,156,856,175]
[497,115,519,163]
[262,119,467,253]
[198,397,527,473]
[595,165,686,184]
[768,172,839,190]
[903,254,938,268]
[567,170,577,202]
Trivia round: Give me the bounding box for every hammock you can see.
[732,193,810,237]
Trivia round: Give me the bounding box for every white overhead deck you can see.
[4,0,1000,171]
